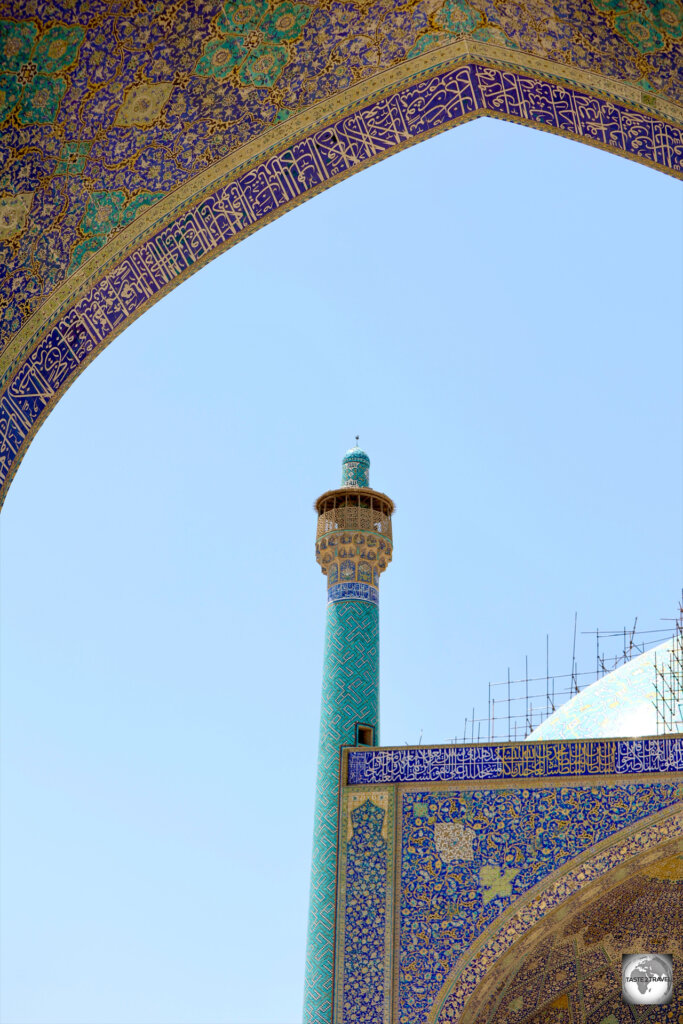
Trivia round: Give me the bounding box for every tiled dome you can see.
[528,637,679,740]
[341,447,370,488]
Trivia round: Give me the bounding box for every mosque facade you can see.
[1,5,682,1019]
[306,449,683,1024]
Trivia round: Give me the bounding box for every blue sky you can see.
[1,117,681,1024]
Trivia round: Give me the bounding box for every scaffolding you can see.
[459,611,677,744]
[653,604,683,736]
[583,619,673,679]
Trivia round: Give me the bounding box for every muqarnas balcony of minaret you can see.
[316,533,392,570]
[323,553,383,591]
[340,559,356,581]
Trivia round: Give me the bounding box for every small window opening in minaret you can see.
[356,724,374,746]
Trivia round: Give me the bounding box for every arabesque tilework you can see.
[447,839,683,1023]
[334,738,683,1024]
[335,790,395,1024]
[460,885,683,1023]
[435,812,683,1021]
[396,784,680,1024]
[1,0,683,504]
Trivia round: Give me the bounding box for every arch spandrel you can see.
[1,0,682,505]
[428,805,683,1023]
[459,848,683,1022]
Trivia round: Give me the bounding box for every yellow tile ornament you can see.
[0,192,32,241]
[116,83,174,127]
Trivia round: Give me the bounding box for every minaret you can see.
[303,445,394,1024]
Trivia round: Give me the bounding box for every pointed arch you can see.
[2,9,682,505]
[428,804,683,1022]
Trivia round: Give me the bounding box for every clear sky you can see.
[1,118,682,1024]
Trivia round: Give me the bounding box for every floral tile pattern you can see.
[0,0,681,503]
[0,19,83,125]
[336,793,394,1024]
[196,1,311,85]
[457,860,683,1022]
[335,745,683,1024]
[438,813,682,1021]
[396,784,680,1024]
[68,188,163,274]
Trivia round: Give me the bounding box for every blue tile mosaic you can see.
[306,595,380,1024]
[341,446,370,489]
[328,582,379,605]
[347,737,683,785]
[306,449,393,1024]
[2,36,683,503]
[435,811,683,1022]
[335,771,683,1024]
[341,799,388,1024]
[395,782,682,1024]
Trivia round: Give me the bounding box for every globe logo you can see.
[622,953,673,1005]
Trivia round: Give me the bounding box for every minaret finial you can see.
[341,442,370,488]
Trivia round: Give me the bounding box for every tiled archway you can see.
[430,807,683,1022]
[1,1,682,505]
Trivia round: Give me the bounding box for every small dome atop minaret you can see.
[341,444,370,488]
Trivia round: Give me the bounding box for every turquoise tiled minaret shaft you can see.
[304,448,394,1024]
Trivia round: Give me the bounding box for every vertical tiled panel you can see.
[335,787,395,1024]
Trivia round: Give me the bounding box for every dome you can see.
[342,446,370,466]
[528,637,679,740]
[341,446,370,488]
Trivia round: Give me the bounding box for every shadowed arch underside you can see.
[1,0,682,505]
[458,858,683,1022]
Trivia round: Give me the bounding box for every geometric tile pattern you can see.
[304,597,380,1024]
[2,0,683,504]
[347,737,683,784]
